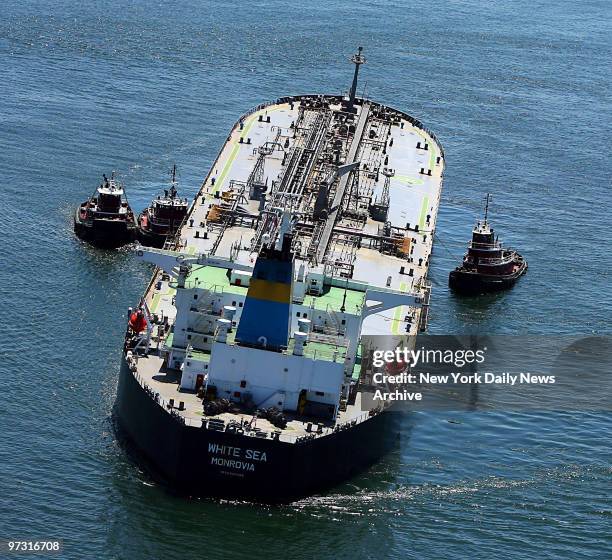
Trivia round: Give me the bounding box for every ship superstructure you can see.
[116,49,445,501]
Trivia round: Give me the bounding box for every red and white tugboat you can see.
[137,165,189,248]
[74,173,137,248]
[449,194,527,294]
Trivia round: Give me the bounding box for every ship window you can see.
[232,301,236,306]
[315,391,324,396]
[194,294,198,299]
[187,361,191,366]
[239,302,243,307]
[341,319,346,325]
[187,335,192,340]
[240,380,246,388]
[296,312,301,317]
[303,313,307,318]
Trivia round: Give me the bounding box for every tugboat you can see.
[449,194,527,294]
[74,173,137,248]
[137,165,189,248]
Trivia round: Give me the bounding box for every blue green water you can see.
[1,1,610,558]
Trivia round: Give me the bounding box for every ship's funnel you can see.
[235,240,294,350]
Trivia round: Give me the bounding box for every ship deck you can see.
[130,93,444,441]
[130,353,367,442]
[154,95,443,334]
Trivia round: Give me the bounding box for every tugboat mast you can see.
[348,46,366,109]
[170,164,177,198]
[483,193,492,225]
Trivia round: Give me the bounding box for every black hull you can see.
[74,209,137,248]
[449,260,528,294]
[136,226,169,249]
[114,356,400,503]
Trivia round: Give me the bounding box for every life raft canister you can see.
[129,309,147,333]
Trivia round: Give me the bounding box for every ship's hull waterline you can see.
[74,209,137,248]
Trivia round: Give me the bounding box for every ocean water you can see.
[1,1,610,559]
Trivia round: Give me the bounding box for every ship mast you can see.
[170,164,177,198]
[483,193,491,225]
[348,46,366,110]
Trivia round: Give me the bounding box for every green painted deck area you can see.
[187,265,248,295]
[286,338,346,363]
[185,265,365,314]
[303,286,365,313]
[352,344,363,381]
[187,348,211,363]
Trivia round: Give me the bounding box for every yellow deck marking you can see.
[391,282,407,335]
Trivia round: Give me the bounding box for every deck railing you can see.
[125,352,380,444]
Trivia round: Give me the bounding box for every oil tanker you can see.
[114,48,445,503]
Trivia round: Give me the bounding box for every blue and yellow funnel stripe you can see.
[235,247,293,350]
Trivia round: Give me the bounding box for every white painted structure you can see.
[207,341,345,413]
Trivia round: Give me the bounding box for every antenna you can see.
[483,193,492,225]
